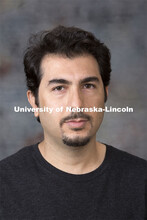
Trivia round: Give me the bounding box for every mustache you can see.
[60,112,92,127]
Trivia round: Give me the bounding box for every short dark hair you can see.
[24,25,111,105]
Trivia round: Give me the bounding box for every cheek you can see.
[39,90,64,109]
[38,91,55,108]
[92,112,104,131]
[40,112,61,134]
[86,87,105,105]
[86,95,105,108]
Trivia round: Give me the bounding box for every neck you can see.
[38,136,106,175]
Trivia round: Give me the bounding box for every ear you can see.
[27,90,39,118]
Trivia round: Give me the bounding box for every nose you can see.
[68,88,83,108]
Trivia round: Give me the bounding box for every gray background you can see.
[0,0,147,160]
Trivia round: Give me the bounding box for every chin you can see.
[62,135,91,147]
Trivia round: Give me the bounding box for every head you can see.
[24,25,111,147]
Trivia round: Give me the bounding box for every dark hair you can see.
[24,25,111,105]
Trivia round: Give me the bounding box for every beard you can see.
[62,134,91,147]
[60,112,93,147]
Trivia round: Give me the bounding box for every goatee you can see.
[62,135,90,147]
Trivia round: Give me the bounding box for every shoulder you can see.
[0,144,36,171]
[106,145,147,179]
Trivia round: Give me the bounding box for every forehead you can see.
[40,54,101,81]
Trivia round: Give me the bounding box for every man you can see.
[0,26,146,219]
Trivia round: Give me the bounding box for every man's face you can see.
[35,55,106,147]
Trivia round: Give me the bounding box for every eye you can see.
[52,86,65,91]
[83,83,96,89]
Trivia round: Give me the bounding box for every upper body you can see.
[0,26,146,219]
[0,143,147,220]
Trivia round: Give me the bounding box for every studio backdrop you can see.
[0,0,146,160]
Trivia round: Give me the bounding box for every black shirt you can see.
[0,144,147,220]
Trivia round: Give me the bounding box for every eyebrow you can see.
[80,76,99,84]
[48,79,71,85]
[48,76,99,86]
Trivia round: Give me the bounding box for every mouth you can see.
[65,118,88,128]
